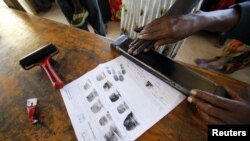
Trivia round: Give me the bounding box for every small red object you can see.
[27,98,39,124]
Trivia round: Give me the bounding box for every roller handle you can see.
[38,56,64,89]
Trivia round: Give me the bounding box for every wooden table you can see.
[0,7,249,141]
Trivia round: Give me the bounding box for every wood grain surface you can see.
[0,7,248,141]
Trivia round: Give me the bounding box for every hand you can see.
[138,14,203,47]
[187,88,250,124]
[128,39,154,56]
[128,27,155,56]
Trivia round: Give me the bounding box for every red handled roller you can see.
[19,44,64,89]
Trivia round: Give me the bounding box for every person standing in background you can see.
[97,0,111,28]
[56,0,110,36]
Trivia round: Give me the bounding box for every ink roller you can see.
[111,35,229,98]
[19,44,64,89]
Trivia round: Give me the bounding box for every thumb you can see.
[223,86,243,101]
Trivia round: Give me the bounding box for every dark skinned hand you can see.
[128,27,156,56]
[187,88,250,124]
[138,13,203,47]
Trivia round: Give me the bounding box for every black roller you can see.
[19,44,58,70]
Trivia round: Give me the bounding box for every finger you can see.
[129,39,139,48]
[143,48,151,52]
[197,109,224,125]
[223,86,248,102]
[154,38,176,47]
[133,41,152,55]
[128,40,144,54]
[240,86,250,103]
[144,42,154,52]
[190,89,239,110]
[188,96,230,121]
[224,86,240,100]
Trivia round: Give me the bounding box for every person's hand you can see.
[128,39,155,56]
[187,88,250,124]
[138,14,203,47]
[128,27,155,56]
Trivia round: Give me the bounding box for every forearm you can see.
[195,9,240,32]
[165,0,201,16]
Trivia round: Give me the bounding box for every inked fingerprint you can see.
[120,64,126,75]
[103,81,112,91]
[117,102,129,114]
[99,116,108,126]
[104,125,122,141]
[114,75,119,81]
[90,100,103,113]
[109,91,121,102]
[111,67,119,81]
[118,71,124,81]
[106,67,111,75]
[123,112,139,131]
[83,82,90,90]
[96,73,106,81]
[86,89,98,102]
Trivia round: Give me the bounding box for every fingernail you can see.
[187,96,192,103]
[190,90,197,96]
[138,35,142,38]
[133,51,138,56]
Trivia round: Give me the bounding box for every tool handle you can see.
[40,57,64,89]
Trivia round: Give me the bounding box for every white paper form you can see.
[60,56,186,141]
